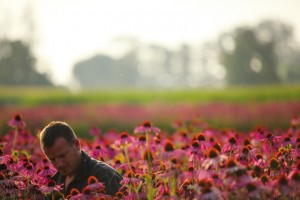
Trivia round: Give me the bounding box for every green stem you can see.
[170,172,177,197]
[124,145,132,172]
[12,128,18,150]
[124,145,141,200]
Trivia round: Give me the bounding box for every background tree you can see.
[0,39,52,86]
[218,27,279,85]
[218,20,300,86]
[282,49,300,83]
[256,20,300,83]
[73,52,139,89]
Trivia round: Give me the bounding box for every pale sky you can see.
[1,0,300,87]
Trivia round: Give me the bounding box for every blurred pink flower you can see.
[134,121,161,134]
[40,179,63,194]
[91,144,107,160]
[290,116,299,128]
[113,132,135,148]
[38,165,57,178]
[89,126,102,137]
[202,147,227,170]
[7,114,26,129]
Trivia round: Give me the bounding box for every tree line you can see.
[1,20,299,89]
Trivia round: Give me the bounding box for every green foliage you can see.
[0,85,300,106]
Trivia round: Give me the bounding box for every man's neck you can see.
[64,175,75,191]
[64,151,83,190]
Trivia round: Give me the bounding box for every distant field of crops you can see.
[0,85,299,137]
[0,84,300,106]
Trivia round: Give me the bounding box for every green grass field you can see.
[0,84,300,106]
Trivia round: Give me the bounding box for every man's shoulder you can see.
[82,151,117,175]
[87,157,116,174]
[82,151,123,196]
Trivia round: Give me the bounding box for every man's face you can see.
[43,137,81,177]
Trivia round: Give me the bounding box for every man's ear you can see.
[74,138,81,150]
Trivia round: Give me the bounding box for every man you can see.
[40,121,123,198]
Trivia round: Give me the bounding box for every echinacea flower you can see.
[269,157,280,170]
[66,188,85,200]
[287,170,300,196]
[0,172,14,188]
[250,126,267,140]
[178,178,195,198]
[212,142,222,153]
[162,139,184,160]
[120,170,141,186]
[194,132,210,150]
[177,167,194,187]
[260,133,282,154]
[7,114,26,129]
[164,140,175,152]
[198,186,222,200]
[83,175,105,194]
[224,158,244,174]
[0,148,4,157]
[260,173,269,185]
[115,191,125,199]
[114,132,135,148]
[252,165,263,178]
[277,173,290,196]
[288,170,300,183]
[202,147,227,170]
[0,163,8,172]
[40,179,63,194]
[91,144,107,159]
[192,178,222,200]
[18,161,35,177]
[282,136,294,147]
[0,158,14,172]
[195,169,213,183]
[134,135,149,150]
[225,168,253,189]
[38,165,57,178]
[68,193,87,200]
[143,149,154,163]
[134,121,160,134]
[155,182,172,200]
[223,136,239,155]
[188,140,206,164]
[66,188,80,199]
[290,116,299,128]
[175,131,192,146]
[195,132,206,142]
[89,126,102,137]
[234,145,256,166]
[245,182,261,199]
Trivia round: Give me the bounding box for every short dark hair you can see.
[40,121,77,149]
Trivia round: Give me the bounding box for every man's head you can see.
[40,121,77,149]
[40,121,82,177]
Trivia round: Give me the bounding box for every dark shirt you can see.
[50,150,122,198]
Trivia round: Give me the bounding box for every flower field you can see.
[1,86,300,199]
[1,101,300,137]
[0,112,299,199]
[1,85,300,136]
